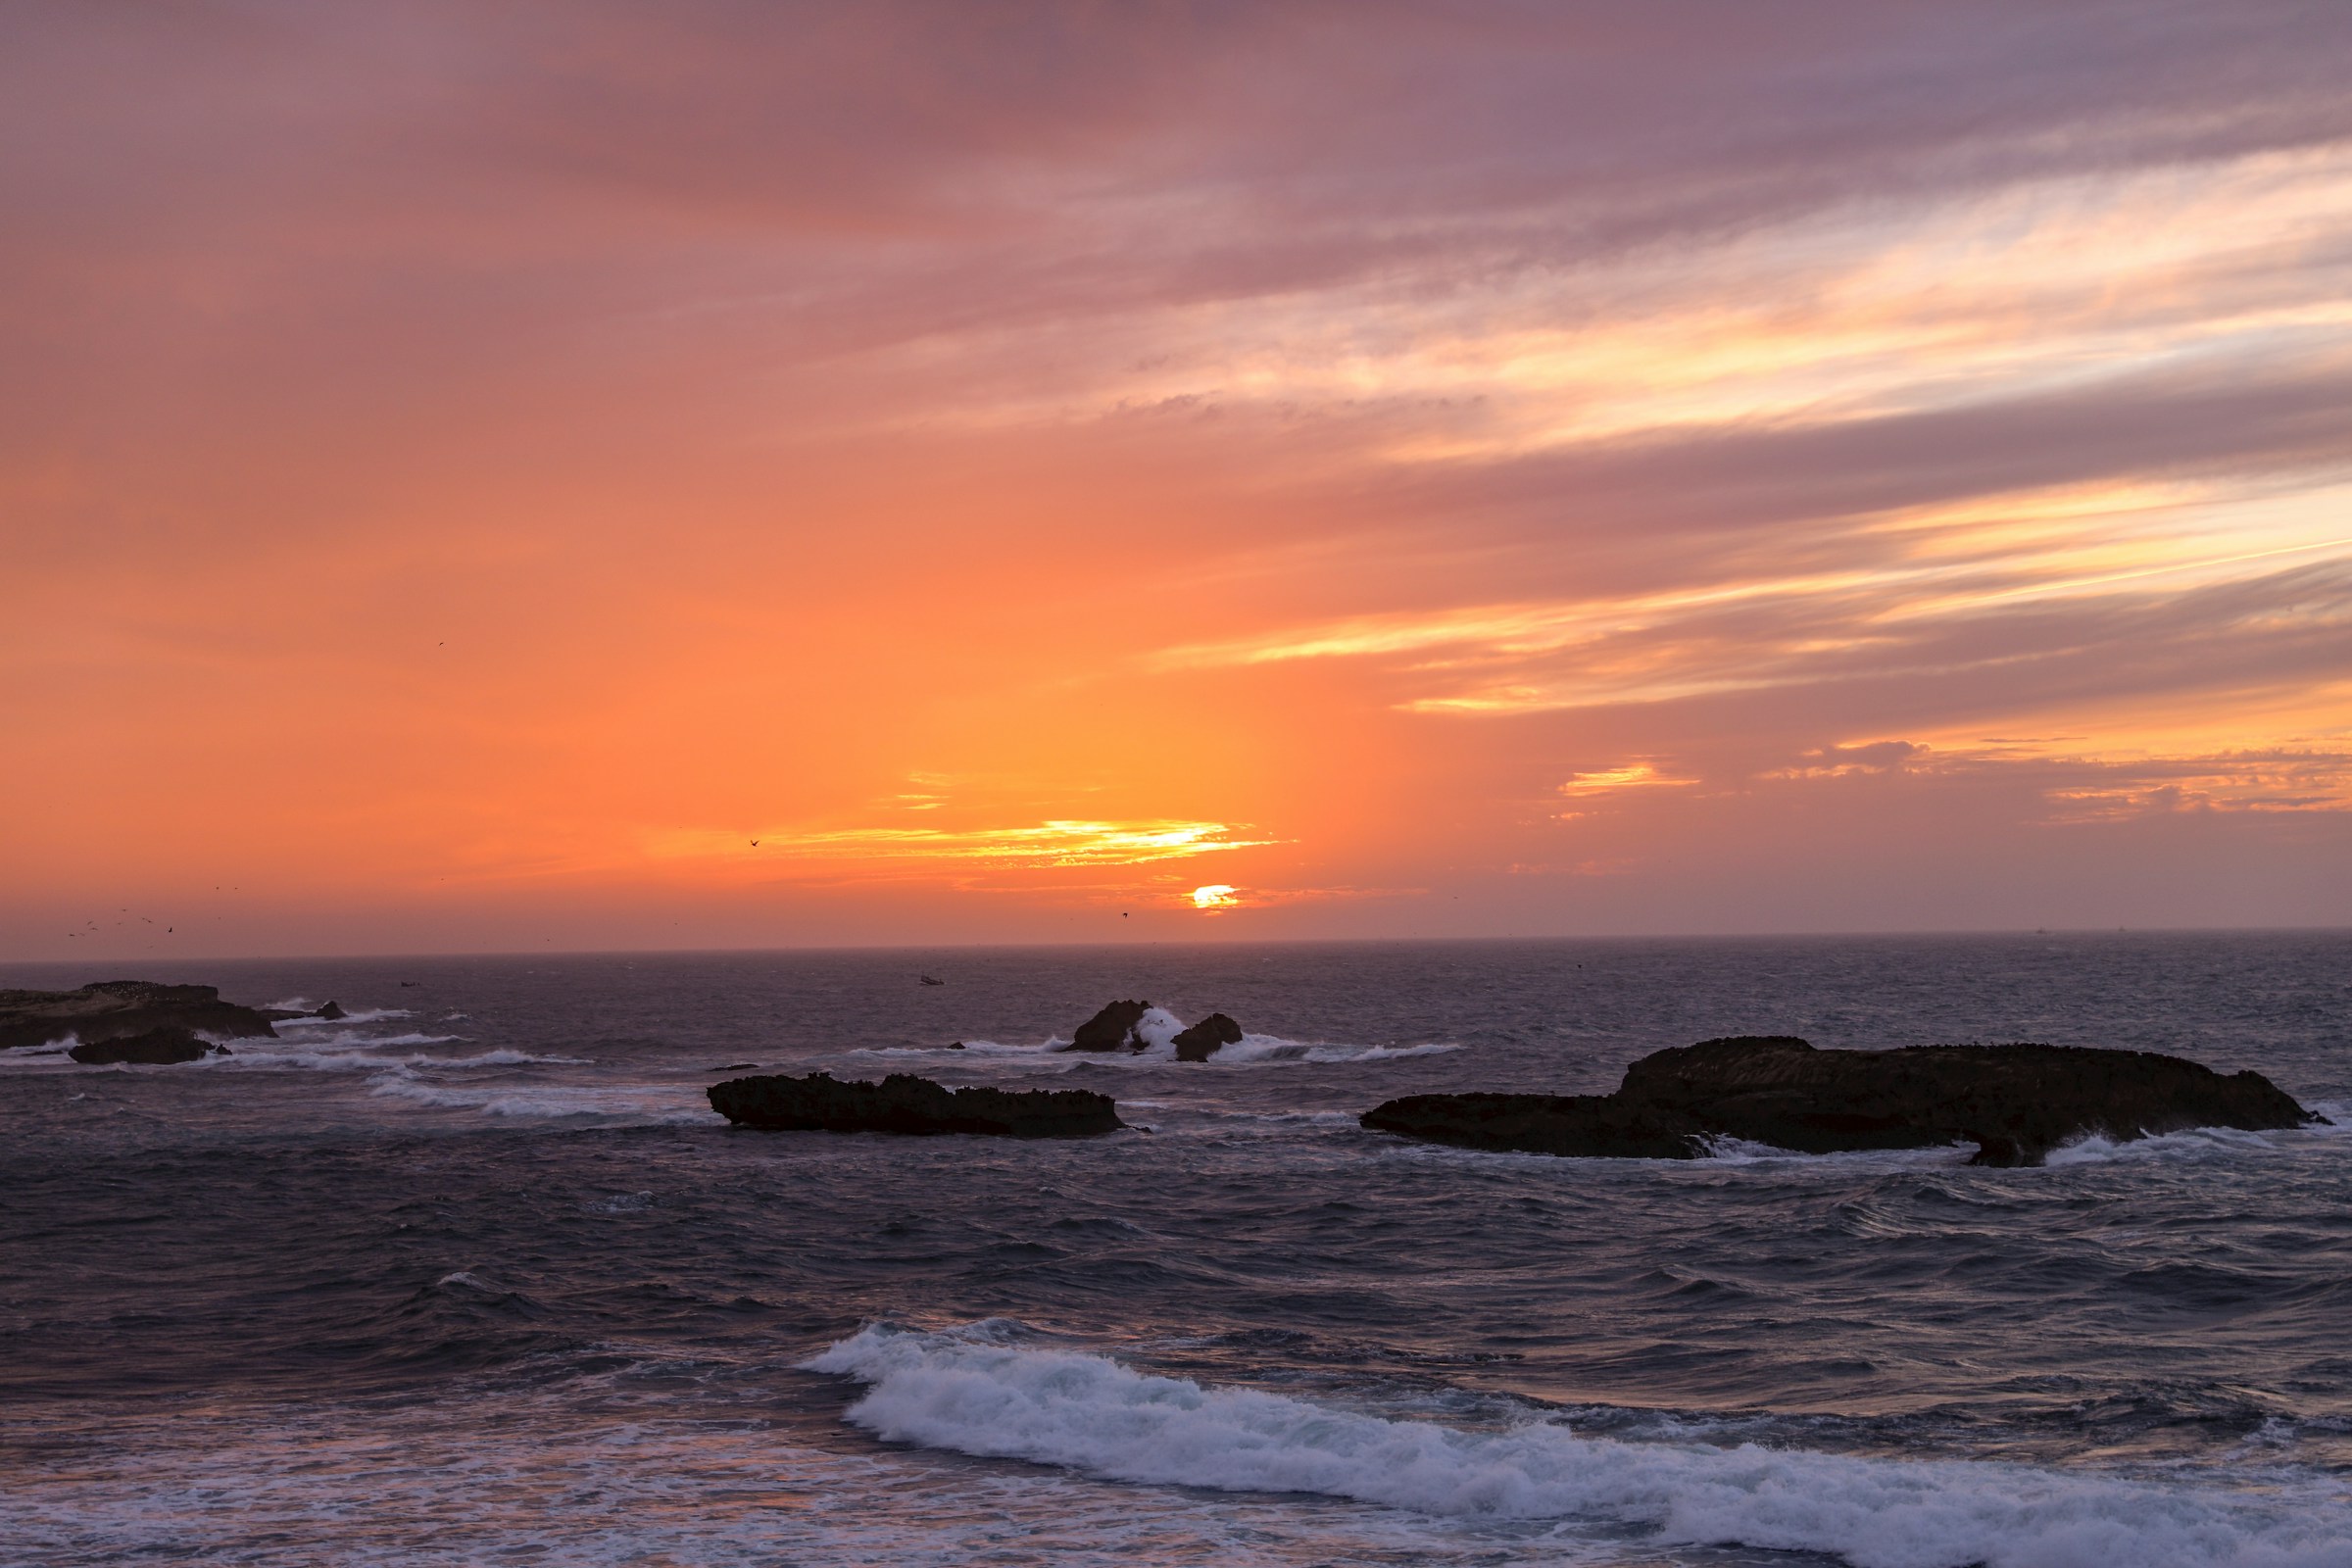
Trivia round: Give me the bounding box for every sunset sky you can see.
[7,2,2351,959]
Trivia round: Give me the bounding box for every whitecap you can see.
[2044,1124,2286,1166]
[273,1006,414,1028]
[585,1191,655,1213]
[1038,1015,1463,1070]
[806,1323,2352,1568]
[210,1044,578,1072]
[1697,1137,1974,1170]
[367,1074,722,1125]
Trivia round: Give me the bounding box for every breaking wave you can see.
[366,1072,721,1125]
[214,1044,580,1072]
[806,1322,2352,1568]
[271,1007,414,1027]
[854,1013,1460,1070]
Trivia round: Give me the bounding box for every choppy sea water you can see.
[3,933,2349,1567]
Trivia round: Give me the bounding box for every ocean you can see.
[3,933,2349,1567]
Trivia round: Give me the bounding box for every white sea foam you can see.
[1134,1005,1186,1050]
[2309,1100,2351,1129]
[806,1323,2352,1568]
[367,1074,721,1125]
[2041,1105,2351,1165]
[0,1392,1567,1568]
[856,1020,1461,1069]
[1225,1035,1462,1065]
[2043,1125,2285,1166]
[1697,1137,1974,1169]
[1063,1009,1463,1068]
[212,1043,578,1072]
[274,1006,414,1028]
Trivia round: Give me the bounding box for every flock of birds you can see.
[65,908,170,940]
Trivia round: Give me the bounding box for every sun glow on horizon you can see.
[650,820,1275,872]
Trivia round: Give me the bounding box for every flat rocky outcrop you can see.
[68,1026,230,1065]
[1362,1035,2322,1167]
[0,981,279,1054]
[709,1071,1125,1138]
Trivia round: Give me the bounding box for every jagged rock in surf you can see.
[1362,1035,2322,1167]
[1062,1000,1155,1053]
[1172,1012,1244,1061]
[0,981,279,1054]
[263,999,348,1022]
[68,1025,229,1065]
[709,1070,1125,1138]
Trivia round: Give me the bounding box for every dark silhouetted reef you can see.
[68,1026,229,1065]
[708,1071,1125,1138]
[1363,1035,2321,1166]
[1,981,279,1054]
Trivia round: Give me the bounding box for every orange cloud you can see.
[5,6,2351,956]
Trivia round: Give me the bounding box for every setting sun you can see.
[1190,885,1241,911]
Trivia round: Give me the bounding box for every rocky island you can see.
[1362,1035,2323,1166]
[0,980,287,1062]
[709,1070,1125,1138]
[1060,1000,1156,1052]
[1058,1000,1247,1059]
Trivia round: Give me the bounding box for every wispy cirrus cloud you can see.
[651,818,1273,871]
[1152,508,2352,721]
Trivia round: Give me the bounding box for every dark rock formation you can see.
[1063,1000,1154,1053]
[1364,1092,1713,1159]
[708,1071,1125,1138]
[0,981,279,1054]
[68,1025,228,1065]
[1172,1012,1244,1061]
[316,1001,347,1020]
[1362,1035,2322,1167]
